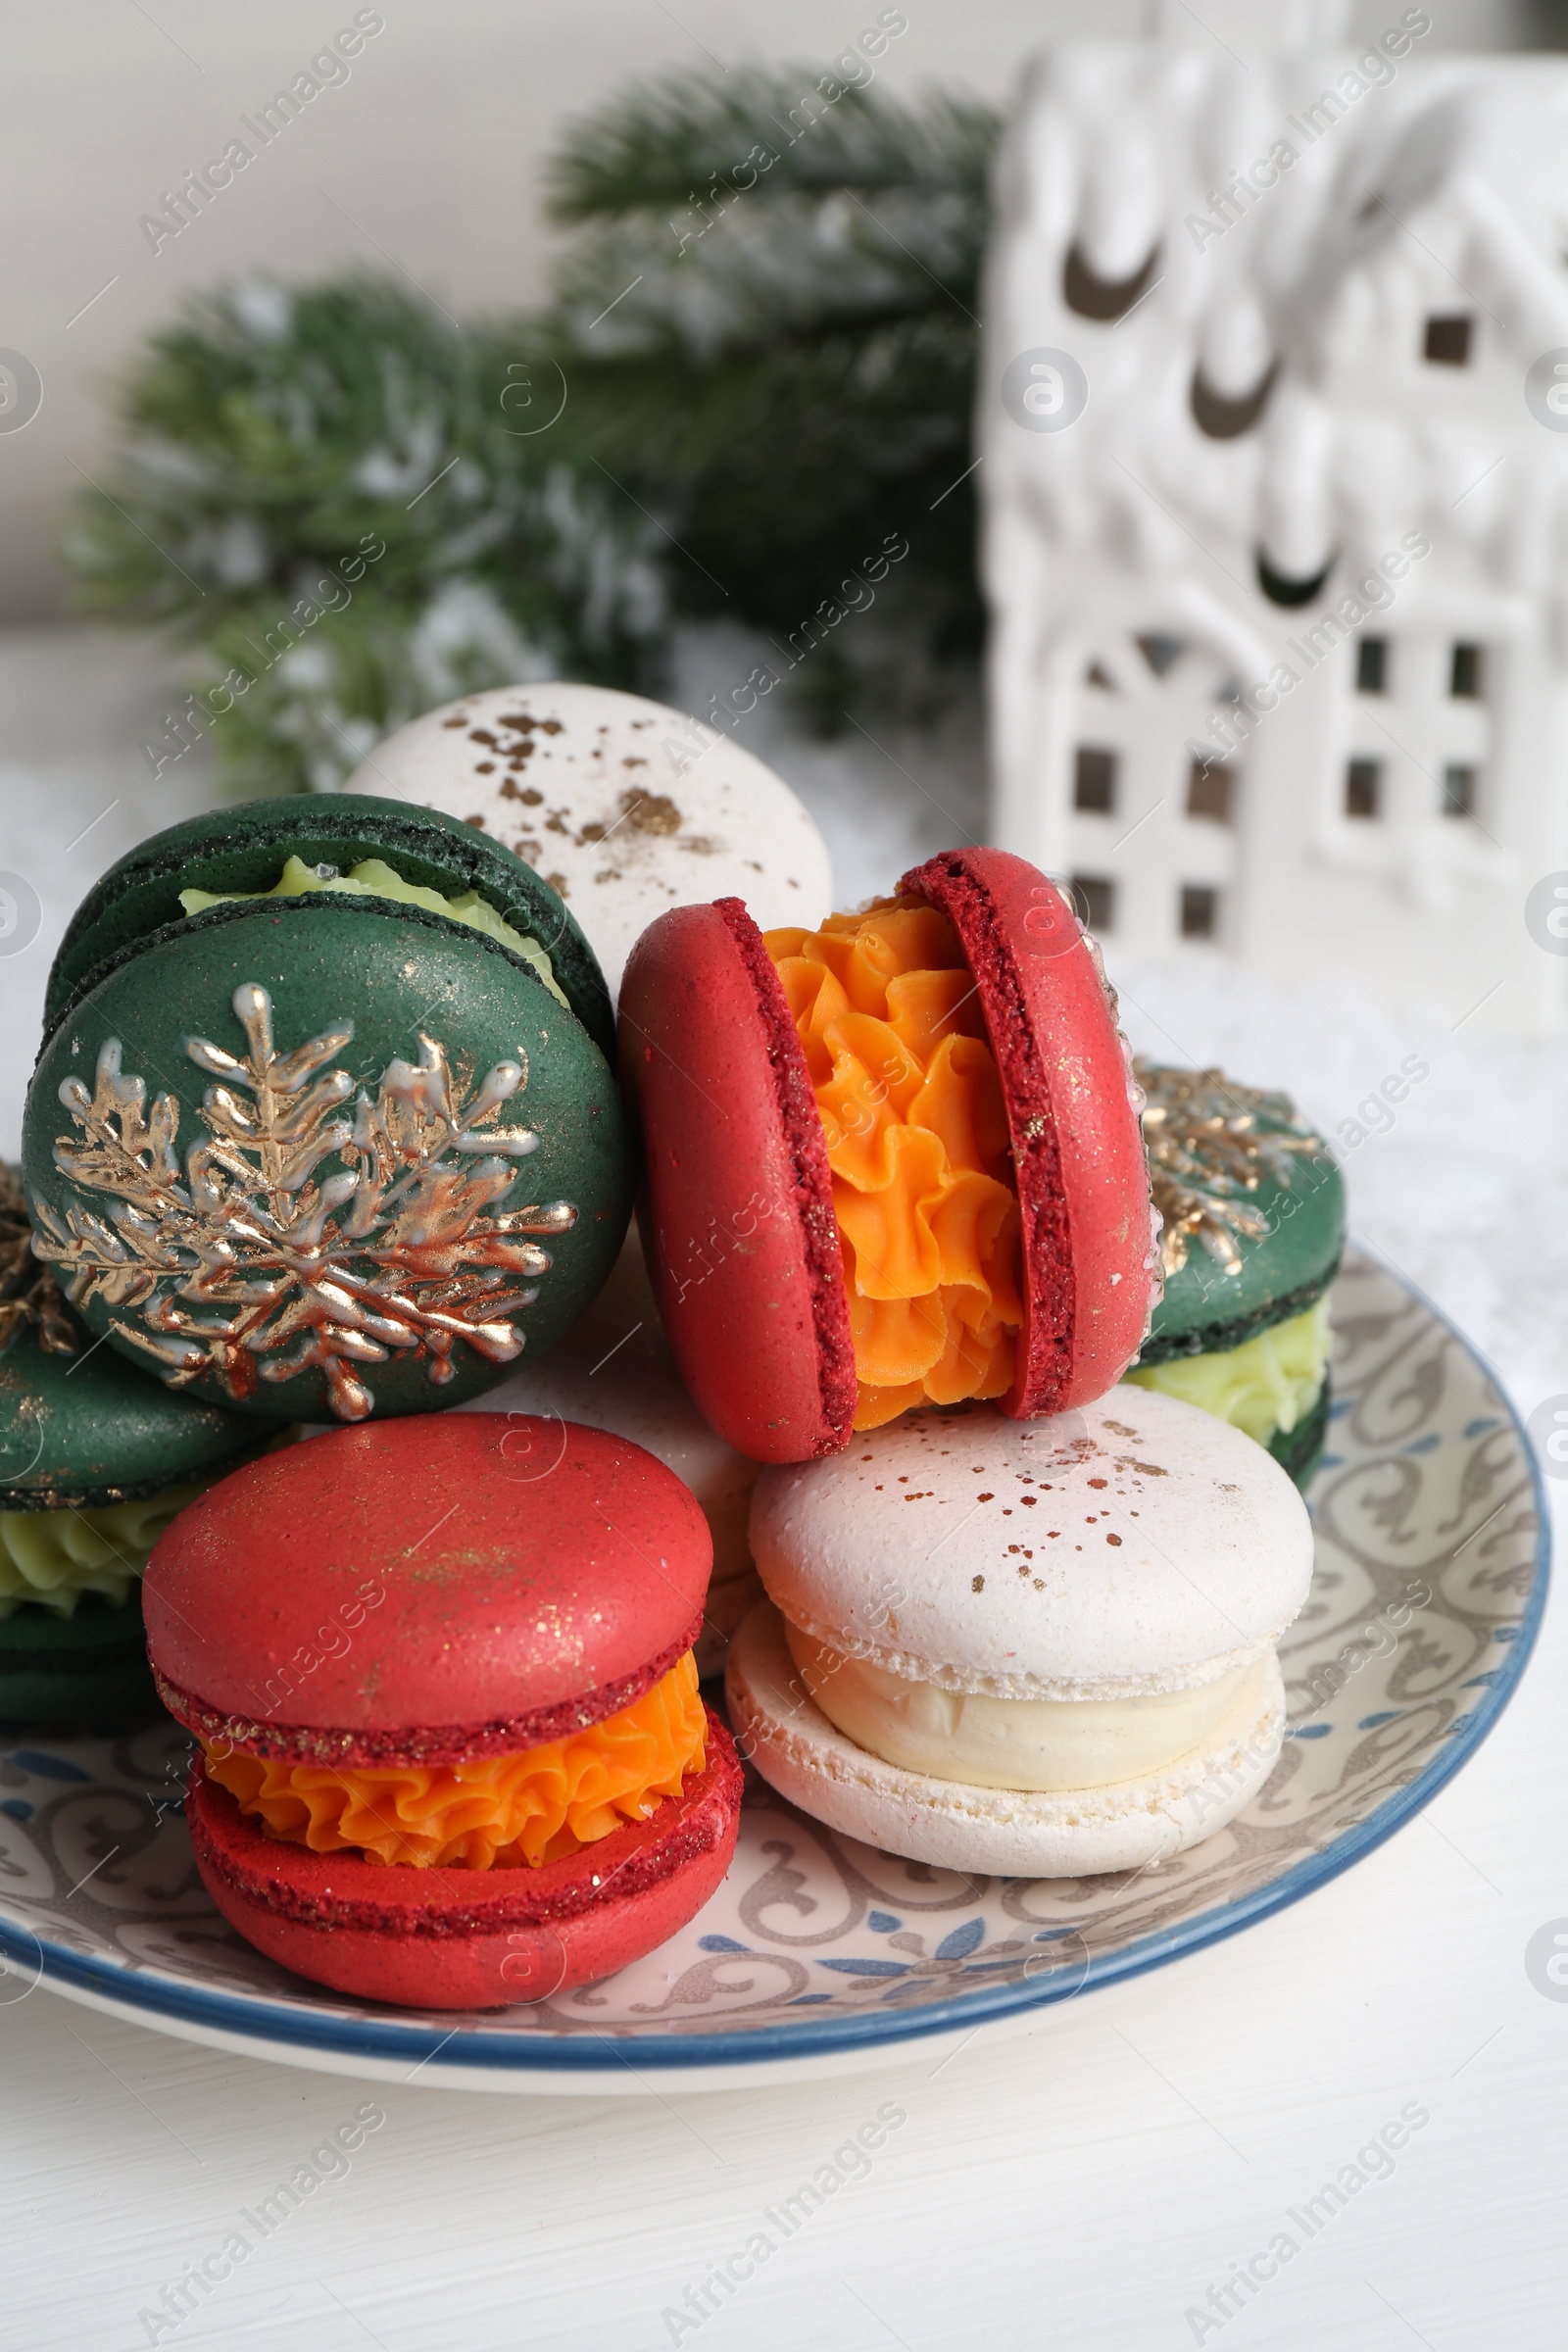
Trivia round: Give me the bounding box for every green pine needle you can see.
[550,66,998,690]
[548,65,995,217]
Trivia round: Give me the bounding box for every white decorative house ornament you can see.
[980,1,1568,1031]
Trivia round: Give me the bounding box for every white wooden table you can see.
[2,630,1562,2352]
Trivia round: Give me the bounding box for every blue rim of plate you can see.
[0,1245,1549,2076]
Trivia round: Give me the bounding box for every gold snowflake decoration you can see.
[1135,1059,1325,1280]
[29,981,577,1422]
[0,1162,76,1358]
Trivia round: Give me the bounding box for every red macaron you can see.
[143,1414,741,2010]
[618,848,1158,1463]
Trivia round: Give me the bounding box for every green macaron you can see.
[23,796,633,1425]
[0,1167,273,1723]
[1123,1062,1345,1488]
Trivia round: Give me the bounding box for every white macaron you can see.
[343,681,834,994]
[727,1388,1314,1877]
[464,1225,761,1676]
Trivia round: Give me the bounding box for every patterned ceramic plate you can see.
[0,1251,1545,2092]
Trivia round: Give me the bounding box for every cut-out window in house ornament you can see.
[1190,360,1279,440]
[1356,638,1389,695]
[1135,633,1185,677]
[1443,763,1478,818]
[1073,746,1118,811]
[28,982,576,1422]
[1424,315,1473,365]
[1256,549,1337,609]
[1063,241,1161,321]
[1187,761,1237,823]
[1070,873,1115,931]
[1179,883,1219,939]
[1346,759,1381,819]
[1450,643,1484,699]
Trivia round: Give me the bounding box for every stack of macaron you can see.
[611,846,1317,1870]
[7,679,1329,2011]
[142,1415,741,2006]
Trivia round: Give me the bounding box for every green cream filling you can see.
[179,853,568,1008]
[0,1484,205,1619]
[1123,1298,1332,1447]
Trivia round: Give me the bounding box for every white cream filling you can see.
[784,1621,1269,1792]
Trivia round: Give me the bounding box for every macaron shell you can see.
[748,1391,1314,1701]
[1269,1378,1330,1491]
[0,1591,157,1724]
[901,850,1156,1412]
[618,900,856,1463]
[693,1562,763,1680]
[343,683,834,997]
[145,1414,711,1755]
[44,792,614,1064]
[187,1713,742,2009]
[0,1313,274,1507]
[727,1600,1284,1878]
[1144,1151,1345,1361]
[24,902,631,1423]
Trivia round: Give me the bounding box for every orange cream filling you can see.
[203,1652,708,1871]
[765,901,1023,1429]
